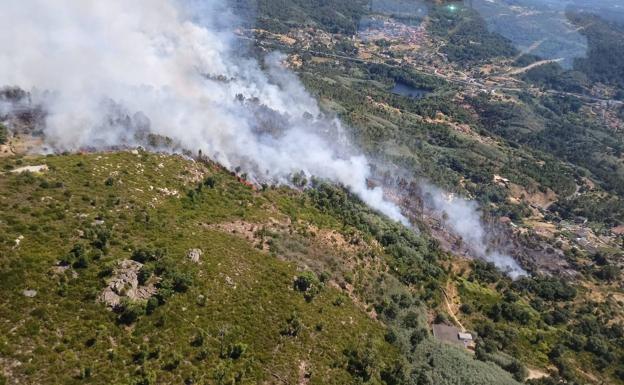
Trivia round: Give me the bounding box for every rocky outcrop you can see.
[99,259,157,308]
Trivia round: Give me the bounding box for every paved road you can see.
[507,58,564,75]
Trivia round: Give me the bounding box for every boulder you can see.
[187,248,203,263]
[99,259,157,308]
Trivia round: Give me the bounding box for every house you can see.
[458,332,474,349]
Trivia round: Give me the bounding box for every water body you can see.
[391,82,430,99]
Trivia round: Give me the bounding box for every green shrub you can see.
[77,367,92,379]
[512,277,576,301]
[460,303,473,314]
[413,339,521,385]
[333,294,347,307]
[470,260,504,284]
[131,248,164,263]
[137,265,154,285]
[170,270,193,293]
[61,243,90,268]
[98,263,114,278]
[402,311,419,328]
[228,342,247,359]
[593,265,620,282]
[294,271,321,301]
[410,328,428,349]
[191,330,205,347]
[116,300,146,325]
[132,350,147,364]
[89,227,110,251]
[0,123,7,145]
[385,329,398,344]
[280,312,302,337]
[434,312,448,324]
[505,360,528,382]
[145,297,159,315]
[380,361,407,385]
[344,343,377,382]
[162,352,182,371]
[203,176,216,188]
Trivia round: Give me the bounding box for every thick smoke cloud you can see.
[421,184,526,278]
[0,0,407,225]
[1,0,526,277]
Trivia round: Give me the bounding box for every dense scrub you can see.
[232,0,369,34]
[569,12,624,92]
[427,5,517,65]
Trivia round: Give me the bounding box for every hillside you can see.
[0,151,521,385]
[232,1,624,384]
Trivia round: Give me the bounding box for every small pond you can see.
[391,81,430,99]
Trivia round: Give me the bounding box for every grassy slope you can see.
[0,151,526,385]
[0,152,398,385]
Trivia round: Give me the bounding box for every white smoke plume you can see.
[421,184,526,279]
[0,0,408,225]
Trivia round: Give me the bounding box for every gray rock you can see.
[187,248,203,263]
[99,259,158,308]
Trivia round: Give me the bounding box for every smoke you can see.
[1,1,526,277]
[0,0,408,225]
[421,184,526,279]
[469,0,588,67]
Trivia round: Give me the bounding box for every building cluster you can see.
[358,17,427,46]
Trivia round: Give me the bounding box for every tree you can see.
[344,343,377,382]
[593,265,620,282]
[505,360,528,382]
[228,342,247,359]
[0,123,7,144]
[294,271,321,301]
[280,312,302,337]
[410,328,428,349]
[117,300,146,325]
[403,311,420,328]
[460,303,473,314]
[137,265,153,285]
[61,243,89,268]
